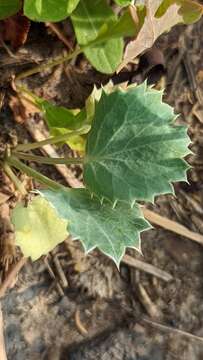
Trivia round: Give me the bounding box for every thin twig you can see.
[53,254,69,288]
[183,52,203,104]
[75,309,88,336]
[0,257,27,298]
[142,208,203,246]
[142,317,203,344]
[136,284,161,319]
[122,254,172,282]
[44,257,64,296]
[46,22,73,50]
[179,189,203,216]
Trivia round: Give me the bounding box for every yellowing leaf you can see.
[156,0,203,24]
[11,197,68,260]
[119,0,185,70]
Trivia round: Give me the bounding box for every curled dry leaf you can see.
[118,0,187,71]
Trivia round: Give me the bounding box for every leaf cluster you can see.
[12,83,190,266]
[0,0,202,73]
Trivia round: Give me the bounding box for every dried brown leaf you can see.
[119,0,182,70]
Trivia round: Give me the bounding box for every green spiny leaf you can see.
[11,196,68,260]
[71,0,124,73]
[0,0,21,20]
[24,0,80,22]
[84,82,190,204]
[41,188,150,266]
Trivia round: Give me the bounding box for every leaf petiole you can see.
[6,156,65,191]
[13,152,84,165]
[15,47,82,81]
[15,127,90,152]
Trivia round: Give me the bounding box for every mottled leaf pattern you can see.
[84,82,190,204]
[42,188,150,266]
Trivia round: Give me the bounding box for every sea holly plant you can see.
[4,82,190,266]
[0,0,200,266]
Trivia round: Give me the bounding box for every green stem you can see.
[15,127,89,152]
[13,152,84,165]
[15,32,111,82]
[7,156,65,191]
[15,47,82,81]
[1,161,27,196]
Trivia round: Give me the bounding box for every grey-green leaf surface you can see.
[41,189,150,266]
[24,0,80,22]
[71,0,123,73]
[0,0,21,19]
[84,82,190,204]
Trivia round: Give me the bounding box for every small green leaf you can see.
[38,99,86,130]
[0,0,21,20]
[114,0,132,6]
[84,82,190,204]
[36,99,87,152]
[71,0,124,73]
[11,197,68,260]
[156,0,203,24]
[41,189,150,266]
[96,6,146,41]
[24,0,80,22]
[49,127,86,152]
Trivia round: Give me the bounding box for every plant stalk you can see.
[15,127,89,152]
[7,156,65,191]
[13,152,84,165]
[15,47,82,81]
[15,33,111,82]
